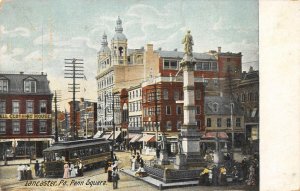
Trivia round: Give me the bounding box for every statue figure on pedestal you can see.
[182,30,194,56]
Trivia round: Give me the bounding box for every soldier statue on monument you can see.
[182,30,194,56]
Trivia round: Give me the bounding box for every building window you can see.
[0,121,5,134]
[206,118,211,127]
[12,121,20,134]
[213,103,218,112]
[174,90,179,101]
[241,93,246,102]
[40,101,47,113]
[166,106,171,115]
[217,118,222,127]
[176,121,182,130]
[163,89,169,100]
[24,79,36,93]
[197,120,201,128]
[40,121,47,133]
[26,121,33,134]
[12,101,20,114]
[164,60,178,70]
[196,106,201,115]
[212,62,218,71]
[0,101,6,114]
[176,105,182,115]
[236,118,241,127]
[166,121,172,131]
[26,101,34,113]
[227,58,231,62]
[214,79,218,86]
[195,89,201,100]
[0,79,8,92]
[227,118,231,127]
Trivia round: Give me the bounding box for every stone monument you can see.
[175,30,201,169]
[158,134,170,165]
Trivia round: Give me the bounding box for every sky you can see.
[0,0,258,110]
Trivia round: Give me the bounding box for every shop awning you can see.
[102,132,112,140]
[202,132,228,139]
[108,131,122,140]
[139,135,155,142]
[125,133,138,139]
[129,134,143,143]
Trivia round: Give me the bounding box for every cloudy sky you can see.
[0,0,258,110]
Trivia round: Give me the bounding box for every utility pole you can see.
[54,91,58,142]
[64,58,84,140]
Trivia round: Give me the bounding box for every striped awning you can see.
[108,131,122,140]
[202,132,228,139]
[139,135,155,142]
[129,134,143,143]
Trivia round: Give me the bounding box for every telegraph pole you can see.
[53,90,61,142]
[64,58,84,140]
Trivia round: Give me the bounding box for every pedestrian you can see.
[139,144,142,154]
[246,164,256,186]
[39,162,45,178]
[113,153,118,162]
[139,157,144,168]
[134,146,137,155]
[218,165,227,186]
[104,158,109,173]
[211,165,219,186]
[112,167,119,189]
[130,145,133,155]
[241,157,248,181]
[136,152,140,163]
[70,163,76,178]
[232,166,239,183]
[34,160,40,177]
[131,155,136,171]
[17,165,22,181]
[199,166,210,186]
[77,160,83,177]
[26,164,32,180]
[107,164,113,182]
[63,162,69,179]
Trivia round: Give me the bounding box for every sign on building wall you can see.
[0,114,52,119]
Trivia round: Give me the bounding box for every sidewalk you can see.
[0,158,44,166]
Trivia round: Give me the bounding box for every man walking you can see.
[34,160,39,177]
[112,167,119,189]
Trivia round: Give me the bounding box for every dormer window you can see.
[213,103,218,112]
[0,78,8,92]
[24,78,36,93]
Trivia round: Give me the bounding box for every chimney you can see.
[174,48,177,51]
[147,44,153,52]
[41,72,44,75]
[218,47,221,53]
[158,47,162,51]
[80,98,84,102]
[20,72,24,75]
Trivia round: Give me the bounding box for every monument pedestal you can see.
[174,154,187,170]
[158,151,170,165]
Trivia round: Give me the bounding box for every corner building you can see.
[0,72,53,158]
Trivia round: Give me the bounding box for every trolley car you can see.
[43,138,111,178]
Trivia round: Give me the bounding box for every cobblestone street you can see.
[0,151,257,191]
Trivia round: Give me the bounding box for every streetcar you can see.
[43,138,111,178]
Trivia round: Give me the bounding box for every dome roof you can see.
[99,32,111,53]
[112,16,127,41]
[112,33,127,41]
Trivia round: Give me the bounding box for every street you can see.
[0,151,257,191]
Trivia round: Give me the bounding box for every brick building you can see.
[0,72,53,158]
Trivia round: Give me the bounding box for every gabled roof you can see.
[0,72,52,95]
[205,96,244,115]
[156,50,216,60]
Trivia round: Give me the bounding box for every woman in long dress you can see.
[63,162,69,179]
[131,156,136,171]
[70,163,76,178]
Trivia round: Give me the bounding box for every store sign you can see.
[0,114,52,119]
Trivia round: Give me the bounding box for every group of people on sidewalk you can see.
[199,154,259,187]
[105,153,120,189]
[63,159,84,179]
[130,152,147,177]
